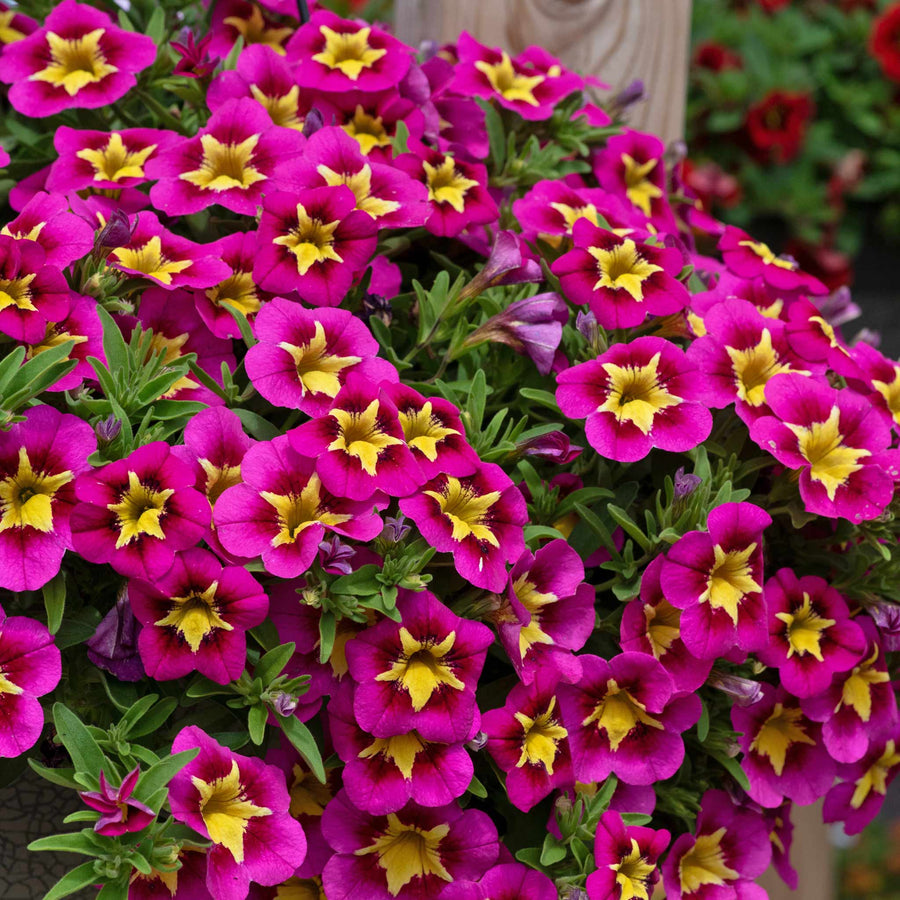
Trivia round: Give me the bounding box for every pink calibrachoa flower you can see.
[245,298,396,416]
[148,98,307,216]
[346,589,493,742]
[662,789,771,900]
[289,376,421,501]
[79,767,154,837]
[451,33,583,121]
[381,383,479,482]
[586,810,669,900]
[108,213,231,290]
[1,191,94,267]
[849,339,900,432]
[802,617,898,763]
[749,372,900,522]
[719,225,827,295]
[207,0,294,60]
[46,127,178,194]
[686,297,821,425]
[619,555,713,692]
[336,92,427,160]
[441,862,557,900]
[732,684,836,807]
[661,502,771,659]
[556,336,712,463]
[328,684,473,815]
[784,296,860,378]
[129,547,268,684]
[0,608,61,757]
[551,219,689,329]
[0,0,156,116]
[254,185,378,305]
[558,652,701,785]
[399,463,527,592]
[0,235,70,343]
[320,791,499,900]
[169,726,307,900]
[286,10,412,94]
[0,405,95,592]
[757,568,865,698]
[492,539,595,686]
[393,143,498,238]
[171,28,220,80]
[482,671,574,812]
[823,727,900,834]
[0,4,37,52]
[214,435,383,577]
[291,126,430,230]
[70,441,210,581]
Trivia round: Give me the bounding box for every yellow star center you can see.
[154,581,233,653]
[0,273,37,312]
[180,133,267,193]
[611,838,657,900]
[289,763,333,818]
[279,321,360,400]
[514,695,568,774]
[272,203,343,276]
[199,459,242,506]
[726,329,804,407]
[0,447,72,533]
[422,157,478,214]
[0,11,26,45]
[30,29,118,96]
[749,702,816,776]
[249,83,303,129]
[643,600,681,659]
[327,400,403,476]
[111,236,192,286]
[738,239,796,271]
[597,353,682,435]
[312,25,386,80]
[423,476,501,547]
[76,133,157,183]
[374,628,464,712]
[588,238,663,302]
[107,470,175,548]
[511,575,557,658]
[397,402,459,463]
[850,740,900,809]
[358,731,427,780]
[549,201,600,234]
[343,106,391,155]
[678,828,739,892]
[775,592,835,661]
[621,154,663,216]
[317,163,400,219]
[872,367,900,427]
[474,51,544,106]
[223,5,292,55]
[27,325,88,361]
[261,473,352,547]
[699,543,761,626]
[582,679,664,751]
[205,270,260,318]
[838,646,889,722]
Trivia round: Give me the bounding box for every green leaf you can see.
[146,6,166,44]
[519,387,560,412]
[477,98,506,171]
[318,612,336,665]
[278,715,325,783]
[95,879,130,900]
[606,504,651,551]
[255,642,296,685]
[28,832,100,855]
[248,703,268,745]
[27,760,80,790]
[514,847,544,870]
[467,368,487,432]
[127,698,178,738]
[132,749,199,808]
[329,564,382,595]
[711,751,751,792]
[62,811,99,824]
[42,571,66,635]
[233,408,279,441]
[696,699,710,742]
[539,833,567,866]
[222,299,257,346]
[466,775,488,799]
[119,695,160,734]
[53,704,109,777]
[621,813,653,826]
[391,120,411,155]
[95,306,130,374]
[0,346,26,395]
[42,862,102,900]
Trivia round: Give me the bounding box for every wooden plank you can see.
[394,0,693,144]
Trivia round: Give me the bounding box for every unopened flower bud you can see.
[96,210,132,251]
[611,78,645,113]
[272,692,299,717]
[95,414,122,446]
[466,731,487,752]
[382,515,411,543]
[518,431,583,464]
[673,466,701,499]
[302,108,325,138]
[708,671,763,707]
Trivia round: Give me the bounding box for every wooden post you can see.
[394,0,693,144]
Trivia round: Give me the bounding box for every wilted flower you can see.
[79,767,154,836]
[86,591,145,682]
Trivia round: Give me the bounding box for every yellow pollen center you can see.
[699,543,761,626]
[838,646,889,722]
[597,353,682,435]
[643,600,681,659]
[358,731,427,780]
[738,239,796,270]
[582,679,664,751]
[316,163,400,219]
[181,133,267,193]
[0,664,22,696]
[423,476,501,547]
[272,202,343,276]
[474,51,544,106]
[154,581,233,653]
[327,399,403,476]
[289,763,333,818]
[611,838,657,900]
[397,403,459,463]
[355,813,452,897]
[107,471,174,548]
[343,106,391,154]
[775,592,835,661]
[514,696,568,774]
[725,329,804,407]
[111,236,192,286]
[422,157,478,214]
[588,238,663,302]
[621,154,663,216]
[205,270,260,318]
[199,459,242,506]
[0,447,72,533]
[191,761,270,863]
[374,628,464,712]
[850,740,900,809]
[223,5,292,55]
[749,702,815,776]
[76,133,156,183]
[249,83,303,129]
[511,575,557,658]
[549,201,600,233]
[312,25,387,80]
[261,473,352,547]
[679,828,739,892]
[30,29,118,96]
[279,322,360,399]
[786,406,870,502]
[27,325,88,360]
[0,273,37,312]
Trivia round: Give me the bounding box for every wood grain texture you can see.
[394,0,693,143]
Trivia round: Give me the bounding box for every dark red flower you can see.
[745,90,814,164]
[871,4,900,82]
[693,41,742,72]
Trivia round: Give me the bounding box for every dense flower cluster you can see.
[0,2,898,899]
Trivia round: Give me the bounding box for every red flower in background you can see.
[693,41,742,71]
[871,4,900,82]
[682,160,742,210]
[745,90,814,164]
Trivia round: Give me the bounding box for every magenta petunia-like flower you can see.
[328,684,473,815]
[1,191,95,268]
[0,608,61,757]
[749,372,900,522]
[321,791,499,900]
[661,502,771,659]
[400,463,527,592]
[46,127,178,194]
[586,810,669,900]
[129,547,268,684]
[451,33,584,121]
[289,376,421,501]
[108,212,231,290]
[70,441,210,581]
[732,684,836,808]
[558,652,701,785]
[346,589,493,743]
[0,0,156,116]
[493,539,594,686]
[79,767,154,837]
[0,235,70,343]
[512,179,619,247]
[850,340,900,433]
[253,185,377,305]
[441,862,557,900]
[0,406,95,592]
[662,789,771,900]
[128,846,211,900]
[214,435,383,578]
[619,554,713,693]
[148,98,307,216]
[245,298,396,416]
[757,568,865,698]
[552,220,689,329]
[169,726,306,900]
[482,670,574,812]
[557,336,712,463]
[719,226,827,295]
[286,10,412,95]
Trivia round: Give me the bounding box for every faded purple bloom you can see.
[610,78,645,113]
[86,593,145,682]
[381,515,411,543]
[673,467,701,499]
[96,210,133,252]
[272,692,299,717]
[302,107,325,137]
[94,415,122,447]
[79,767,154,836]
[517,431,583,464]
[318,536,355,575]
[576,309,600,344]
[707,671,763,707]
[866,600,900,652]
[816,286,861,328]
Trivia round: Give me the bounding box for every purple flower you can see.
[79,767,154,836]
[673,466,701,499]
[318,536,355,575]
[86,592,145,682]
